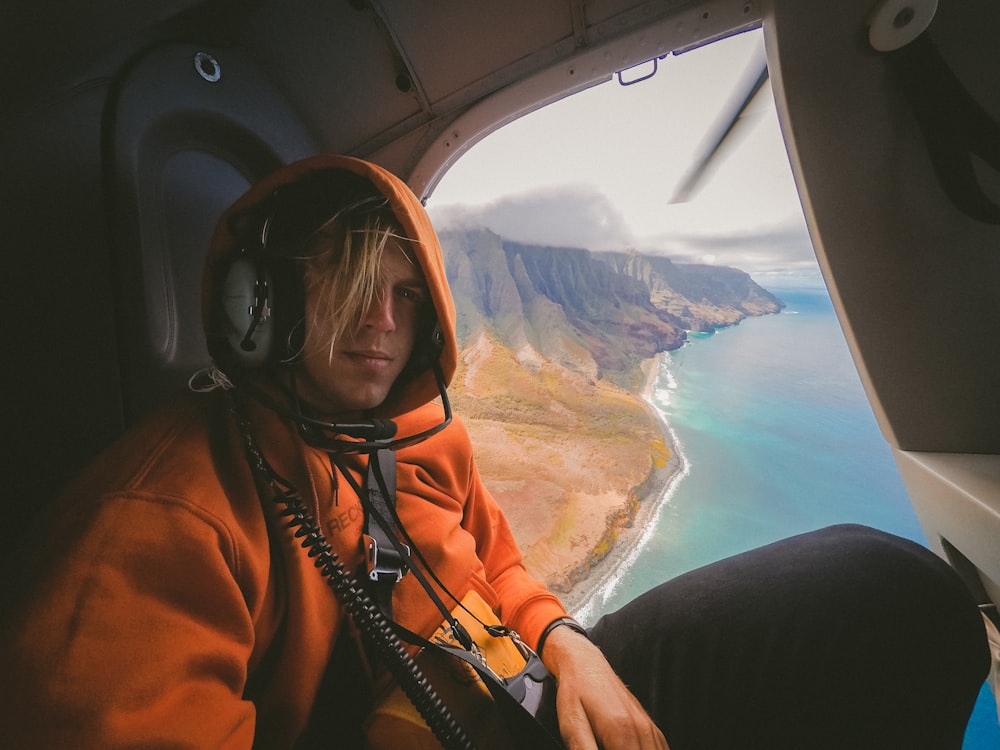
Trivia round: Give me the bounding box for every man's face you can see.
[297,239,428,420]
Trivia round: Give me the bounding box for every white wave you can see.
[660,353,678,388]
[572,358,692,626]
[651,354,678,407]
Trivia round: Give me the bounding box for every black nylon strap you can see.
[363,448,405,618]
[334,450,475,651]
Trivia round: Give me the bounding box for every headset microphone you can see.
[367,418,398,439]
[220,367,447,455]
[239,326,259,352]
[313,418,398,442]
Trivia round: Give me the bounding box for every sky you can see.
[425,28,823,290]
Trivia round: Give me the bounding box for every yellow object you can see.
[365,590,531,750]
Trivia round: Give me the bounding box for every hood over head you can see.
[202,154,458,420]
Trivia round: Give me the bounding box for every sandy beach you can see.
[555,354,687,623]
[454,339,686,624]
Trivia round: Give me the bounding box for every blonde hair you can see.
[299,198,416,363]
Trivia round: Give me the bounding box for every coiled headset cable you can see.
[231,393,475,750]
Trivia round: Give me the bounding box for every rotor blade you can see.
[670,62,770,203]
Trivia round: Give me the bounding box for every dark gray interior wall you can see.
[1,85,124,523]
[1,33,317,554]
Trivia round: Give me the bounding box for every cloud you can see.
[428,184,636,251]
[428,183,821,280]
[637,221,818,272]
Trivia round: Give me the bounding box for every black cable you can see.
[273,494,475,750]
[367,452,509,639]
[333,450,504,640]
[230,394,475,750]
[331,452,481,649]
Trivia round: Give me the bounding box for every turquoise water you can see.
[589,287,999,748]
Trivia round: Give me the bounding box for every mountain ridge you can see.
[440,227,783,387]
[437,226,784,593]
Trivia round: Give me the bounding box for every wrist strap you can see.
[537,617,589,656]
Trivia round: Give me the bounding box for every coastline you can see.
[555,353,688,624]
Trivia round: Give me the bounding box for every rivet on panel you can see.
[194,52,221,83]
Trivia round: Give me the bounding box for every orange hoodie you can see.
[0,155,568,748]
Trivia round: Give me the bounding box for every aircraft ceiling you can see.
[2,1,761,194]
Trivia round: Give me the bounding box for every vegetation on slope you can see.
[440,227,781,591]
[449,331,668,591]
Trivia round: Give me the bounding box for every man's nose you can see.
[361,291,396,331]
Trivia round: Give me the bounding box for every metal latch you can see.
[363,533,409,583]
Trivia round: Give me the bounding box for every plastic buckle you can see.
[363,533,408,583]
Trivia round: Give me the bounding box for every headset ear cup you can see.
[267,255,306,365]
[222,257,274,367]
[393,317,443,391]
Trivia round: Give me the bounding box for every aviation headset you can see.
[209,168,450,449]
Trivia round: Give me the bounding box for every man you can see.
[1,154,988,749]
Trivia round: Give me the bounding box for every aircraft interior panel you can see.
[107,41,319,422]
[764,0,1000,623]
[895,452,1000,603]
[373,2,575,105]
[234,0,422,159]
[766,0,1000,454]
[2,80,126,532]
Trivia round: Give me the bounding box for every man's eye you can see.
[399,287,425,304]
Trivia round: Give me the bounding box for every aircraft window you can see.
[427,29,999,745]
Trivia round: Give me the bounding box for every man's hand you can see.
[540,625,669,750]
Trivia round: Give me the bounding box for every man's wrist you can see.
[537,616,589,656]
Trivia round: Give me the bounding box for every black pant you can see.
[589,524,990,750]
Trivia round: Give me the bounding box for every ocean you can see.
[587,286,999,748]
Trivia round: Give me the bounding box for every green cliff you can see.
[438,227,783,591]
